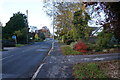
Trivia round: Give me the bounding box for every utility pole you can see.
[26,10,29,44]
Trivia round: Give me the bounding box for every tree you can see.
[34,33,39,40]
[84,2,120,42]
[2,12,28,43]
[14,28,27,43]
[43,2,83,41]
[41,26,50,38]
[43,2,96,43]
[105,2,120,42]
[54,2,83,41]
[73,9,91,40]
[0,21,2,37]
[38,32,45,40]
[0,21,2,41]
[0,21,3,49]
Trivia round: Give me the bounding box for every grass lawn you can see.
[73,60,120,79]
[61,45,83,55]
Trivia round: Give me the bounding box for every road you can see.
[1,40,52,79]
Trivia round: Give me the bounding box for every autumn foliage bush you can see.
[74,41,88,52]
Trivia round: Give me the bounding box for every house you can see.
[35,26,50,38]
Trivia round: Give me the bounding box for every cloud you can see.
[0,0,10,26]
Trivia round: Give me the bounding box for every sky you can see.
[0,0,53,33]
[0,0,108,34]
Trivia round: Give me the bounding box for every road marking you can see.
[1,45,39,61]
[31,63,45,80]
[93,58,105,61]
[1,48,32,61]
[48,42,54,55]
[31,42,54,80]
[81,58,90,61]
[48,47,53,56]
[51,42,54,50]
[0,55,14,61]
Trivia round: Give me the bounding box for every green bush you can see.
[87,43,94,50]
[62,35,67,43]
[87,31,116,52]
[96,31,113,49]
[70,42,77,49]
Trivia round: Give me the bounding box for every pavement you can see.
[36,42,74,78]
[35,42,120,79]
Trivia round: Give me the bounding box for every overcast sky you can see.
[0,0,53,33]
[0,0,110,34]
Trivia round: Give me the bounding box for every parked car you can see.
[2,40,16,47]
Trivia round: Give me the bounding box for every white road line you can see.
[48,42,54,55]
[31,42,54,80]
[1,45,39,61]
[51,42,54,50]
[31,63,45,80]
[48,47,53,56]
[81,58,90,61]
[0,55,14,61]
[93,57,105,61]
[1,49,30,61]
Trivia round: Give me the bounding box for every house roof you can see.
[90,26,103,36]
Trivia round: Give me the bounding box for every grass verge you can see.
[16,44,25,47]
[61,45,82,55]
[60,44,119,55]
[73,60,120,80]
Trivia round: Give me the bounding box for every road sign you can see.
[12,35,17,44]
[12,35,16,39]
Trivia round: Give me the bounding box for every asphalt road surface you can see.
[2,40,52,79]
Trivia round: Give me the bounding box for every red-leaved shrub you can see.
[74,41,88,52]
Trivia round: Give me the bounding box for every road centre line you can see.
[1,45,40,61]
[0,55,14,61]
